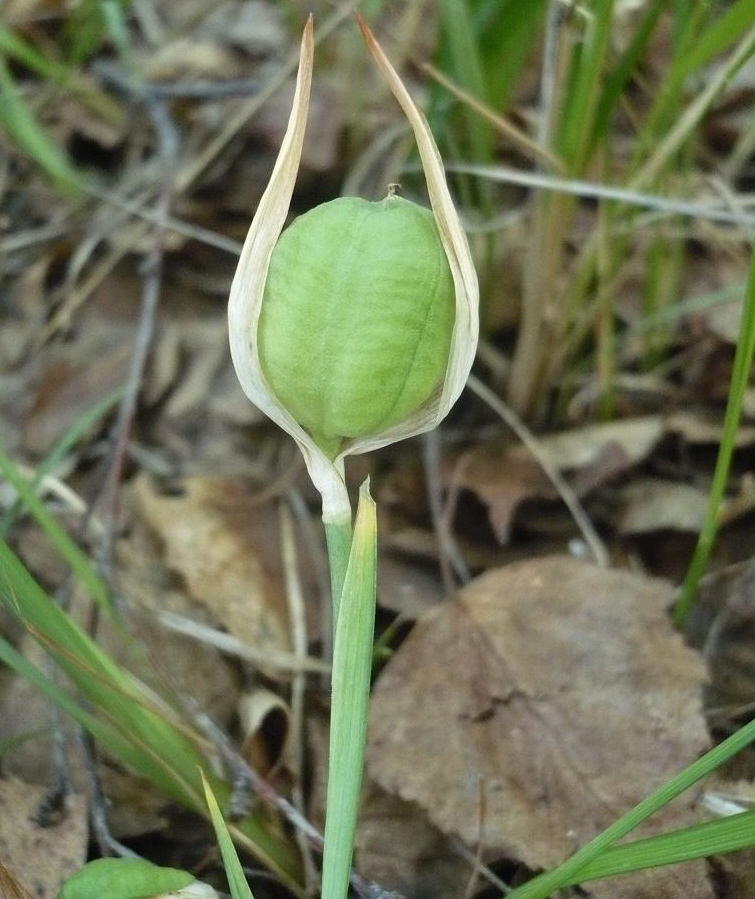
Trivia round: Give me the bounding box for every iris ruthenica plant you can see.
[227,14,478,899]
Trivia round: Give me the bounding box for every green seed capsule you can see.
[59,858,196,899]
[257,194,456,459]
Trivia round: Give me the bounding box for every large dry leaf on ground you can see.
[0,777,87,899]
[356,781,472,899]
[368,556,712,899]
[691,558,755,733]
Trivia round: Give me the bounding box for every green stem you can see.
[321,484,377,899]
[325,517,353,629]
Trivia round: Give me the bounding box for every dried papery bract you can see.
[352,14,479,451]
[227,15,479,524]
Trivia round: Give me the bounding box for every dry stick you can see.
[93,97,178,584]
[174,3,356,197]
[91,59,262,100]
[441,450,474,573]
[78,727,139,859]
[507,0,571,417]
[423,429,471,594]
[74,93,180,853]
[32,655,72,827]
[156,611,329,675]
[453,840,512,897]
[446,163,755,229]
[82,184,244,255]
[279,500,319,893]
[419,62,562,173]
[467,373,609,568]
[286,487,334,678]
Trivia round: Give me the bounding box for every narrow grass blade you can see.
[0,536,210,805]
[0,26,122,121]
[675,239,755,624]
[0,624,151,773]
[590,0,666,153]
[64,0,130,64]
[436,0,494,166]
[0,28,72,84]
[0,54,80,193]
[671,0,755,82]
[202,771,256,899]
[566,809,755,884]
[0,444,112,612]
[558,0,616,171]
[0,388,122,536]
[637,1,755,173]
[321,481,377,899]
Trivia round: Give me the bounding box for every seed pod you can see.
[228,16,478,523]
[258,193,456,460]
[58,858,217,899]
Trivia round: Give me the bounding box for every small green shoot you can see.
[202,770,256,899]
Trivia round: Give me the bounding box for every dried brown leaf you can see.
[356,781,471,899]
[368,556,711,898]
[457,418,664,543]
[133,474,290,657]
[0,859,36,899]
[455,442,551,543]
[238,688,290,778]
[530,415,665,471]
[618,478,711,534]
[23,341,132,456]
[0,778,87,899]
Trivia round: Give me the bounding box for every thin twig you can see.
[419,62,562,172]
[156,610,329,674]
[467,374,609,567]
[92,59,262,100]
[32,660,71,827]
[447,163,755,230]
[93,95,178,583]
[286,487,333,684]
[79,728,139,858]
[40,6,357,342]
[423,430,471,594]
[279,500,319,893]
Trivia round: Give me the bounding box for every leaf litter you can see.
[2,2,755,898]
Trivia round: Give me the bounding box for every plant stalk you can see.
[325,517,354,627]
[321,484,377,899]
